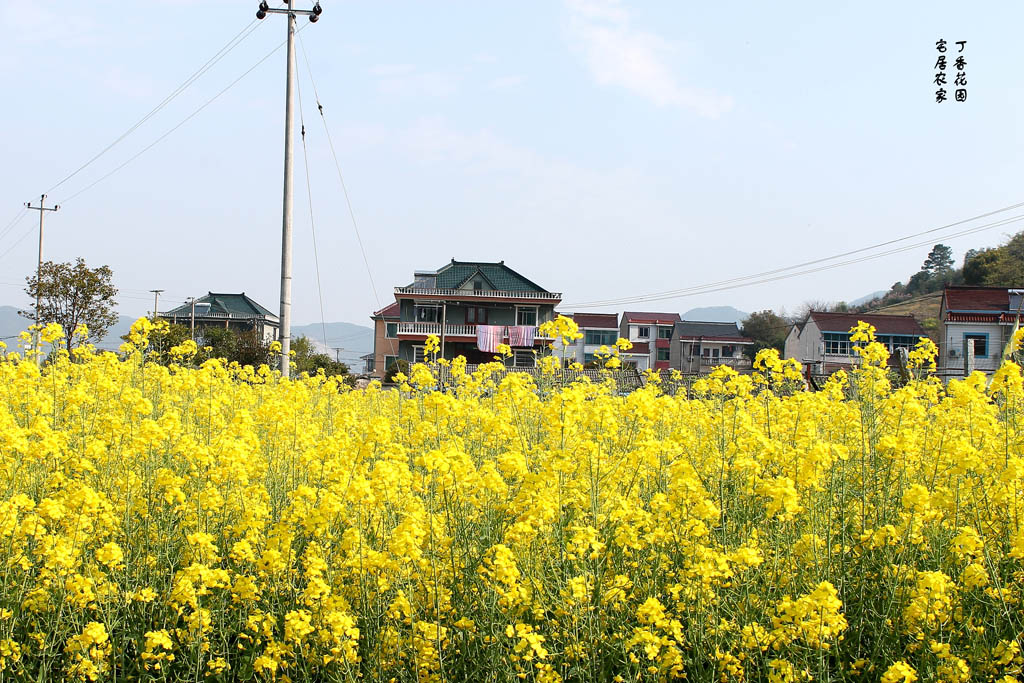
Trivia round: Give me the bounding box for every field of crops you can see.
[0,319,1022,682]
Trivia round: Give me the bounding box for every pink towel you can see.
[476,325,505,353]
[508,325,536,347]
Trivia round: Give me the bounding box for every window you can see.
[466,307,488,324]
[513,350,535,367]
[473,279,484,291]
[413,346,426,363]
[823,332,852,356]
[384,355,398,371]
[385,322,398,338]
[585,329,617,345]
[964,333,988,358]
[656,348,670,361]
[702,347,711,357]
[689,343,700,356]
[415,305,441,323]
[516,306,538,326]
[583,353,595,364]
[636,326,651,339]
[658,326,673,339]
[722,345,735,358]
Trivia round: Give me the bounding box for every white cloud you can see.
[565,0,732,118]
[369,64,458,97]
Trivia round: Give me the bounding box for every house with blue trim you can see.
[784,311,925,374]
[939,286,1024,377]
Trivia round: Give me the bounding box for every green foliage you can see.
[963,232,1024,286]
[21,258,118,349]
[741,310,788,360]
[291,335,353,384]
[384,358,409,383]
[921,243,954,275]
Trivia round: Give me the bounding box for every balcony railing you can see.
[695,356,751,367]
[394,286,561,300]
[397,322,551,340]
[398,322,477,336]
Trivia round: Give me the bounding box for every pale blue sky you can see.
[2,1,1022,325]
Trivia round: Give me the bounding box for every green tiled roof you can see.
[164,292,276,319]
[434,260,547,292]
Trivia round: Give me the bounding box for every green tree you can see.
[384,358,409,383]
[291,335,353,383]
[740,310,789,361]
[21,258,118,349]
[922,243,954,275]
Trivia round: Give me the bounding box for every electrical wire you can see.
[0,212,30,253]
[296,33,383,313]
[566,207,1024,308]
[0,208,29,244]
[43,19,265,197]
[56,23,309,206]
[295,57,330,352]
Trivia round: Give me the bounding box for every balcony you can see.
[394,286,561,301]
[397,322,552,340]
[398,322,477,337]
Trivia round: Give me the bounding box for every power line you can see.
[295,59,330,351]
[43,19,265,197]
[56,24,308,206]
[566,203,1024,308]
[296,32,383,312]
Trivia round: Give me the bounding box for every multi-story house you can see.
[784,311,925,373]
[365,301,400,378]
[163,292,279,343]
[670,321,754,373]
[620,312,680,370]
[939,286,1024,376]
[387,260,561,368]
[554,313,620,366]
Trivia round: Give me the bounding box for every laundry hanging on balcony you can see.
[476,325,505,353]
[508,325,536,347]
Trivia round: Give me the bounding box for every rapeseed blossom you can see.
[0,318,1020,681]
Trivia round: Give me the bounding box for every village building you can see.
[375,259,561,369]
[939,285,1024,377]
[163,292,279,343]
[619,312,680,371]
[784,311,925,373]
[670,321,754,373]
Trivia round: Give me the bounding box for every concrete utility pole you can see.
[255,0,322,378]
[332,347,344,363]
[188,297,197,340]
[25,195,59,366]
[150,290,164,321]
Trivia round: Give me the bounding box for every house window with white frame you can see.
[384,355,399,372]
[636,326,650,339]
[413,346,426,364]
[516,306,537,326]
[385,322,398,338]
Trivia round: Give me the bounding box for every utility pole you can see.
[150,290,164,321]
[255,0,322,378]
[331,347,343,363]
[25,195,59,366]
[188,297,197,340]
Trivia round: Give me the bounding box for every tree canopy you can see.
[21,258,118,349]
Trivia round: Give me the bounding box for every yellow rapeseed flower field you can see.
[0,318,1022,682]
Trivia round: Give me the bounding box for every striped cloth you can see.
[476,325,505,353]
[508,325,536,347]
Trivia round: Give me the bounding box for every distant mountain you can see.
[289,321,374,366]
[0,305,374,364]
[0,305,136,351]
[682,306,749,325]
[849,290,887,307]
